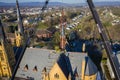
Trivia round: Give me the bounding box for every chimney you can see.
[16,0,24,35]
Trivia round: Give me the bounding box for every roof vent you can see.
[42,67,47,72]
[24,64,28,71]
[33,65,38,72]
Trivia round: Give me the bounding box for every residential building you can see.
[36,29,52,39]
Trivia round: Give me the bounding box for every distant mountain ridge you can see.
[0,1,120,7]
[94,1,120,6]
[0,2,68,7]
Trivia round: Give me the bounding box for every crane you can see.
[87,0,120,79]
[10,0,50,80]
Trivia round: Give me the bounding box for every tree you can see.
[52,31,60,45]
[37,22,48,29]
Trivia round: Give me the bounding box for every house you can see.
[36,29,52,39]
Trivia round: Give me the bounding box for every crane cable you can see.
[10,0,50,80]
[38,0,49,20]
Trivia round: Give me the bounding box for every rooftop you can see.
[84,56,98,76]
[15,48,89,80]
[36,29,52,35]
[15,48,60,80]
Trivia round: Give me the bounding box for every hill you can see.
[0,1,120,7]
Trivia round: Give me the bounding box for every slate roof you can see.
[56,52,87,79]
[57,53,69,78]
[15,48,60,80]
[84,56,98,76]
[15,48,97,80]
[65,52,87,78]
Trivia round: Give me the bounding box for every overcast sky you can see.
[0,0,120,3]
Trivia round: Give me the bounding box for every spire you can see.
[0,19,6,41]
[61,25,65,37]
[60,9,66,50]
[60,25,66,50]
[16,0,24,35]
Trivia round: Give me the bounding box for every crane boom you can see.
[87,0,120,79]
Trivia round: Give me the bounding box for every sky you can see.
[0,0,120,3]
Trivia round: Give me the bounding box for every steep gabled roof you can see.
[57,53,69,78]
[84,56,98,76]
[66,52,87,78]
[57,52,87,79]
[16,0,24,34]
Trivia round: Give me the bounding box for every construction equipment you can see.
[87,0,120,79]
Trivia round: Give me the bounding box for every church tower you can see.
[60,10,66,50]
[60,25,66,50]
[15,0,24,47]
[0,20,15,78]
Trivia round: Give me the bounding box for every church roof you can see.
[84,56,98,76]
[15,48,59,80]
[57,53,69,78]
[65,52,87,78]
[15,48,97,80]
